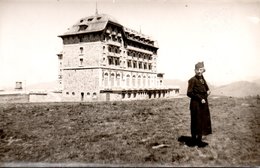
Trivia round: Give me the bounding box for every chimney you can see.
[15,81,23,90]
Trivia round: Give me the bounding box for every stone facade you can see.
[58,13,179,102]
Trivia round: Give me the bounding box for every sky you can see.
[0,0,260,88]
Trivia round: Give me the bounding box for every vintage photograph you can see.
[0,0,260,167]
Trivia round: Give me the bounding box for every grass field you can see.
[0,96,259,167]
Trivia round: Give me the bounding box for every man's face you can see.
[195,68,205,76]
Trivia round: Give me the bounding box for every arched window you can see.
[126,74,130,87]
[104,73,109,87]
[132,75,136,87]
[111,73,115,87]
[93,92,97,99]
[138,75,141,87]
[148,76,150,87]
[133,93,136,98]
[116,74,120,86]
[86,92,91,98]
[128,93,131,98]
[143,76,146,87]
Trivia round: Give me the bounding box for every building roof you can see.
[59,13,121,36]
[58,13,158,48]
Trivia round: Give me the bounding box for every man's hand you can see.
[207,90,211,96]
[201,99,206,104]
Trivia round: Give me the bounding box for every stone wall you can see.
[29,92,62,102]
[62,68,101,102]
[0,94,29,103]
[99,89,179,101]
[62,42,103,67]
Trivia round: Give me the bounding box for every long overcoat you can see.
[187,75,212,136]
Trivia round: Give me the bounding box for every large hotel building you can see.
[57,13,179,101]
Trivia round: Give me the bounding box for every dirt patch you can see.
[0,97,259,166]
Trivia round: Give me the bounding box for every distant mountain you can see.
[253,78,260,86]
[212,81,260,97]
[164,79,187,94]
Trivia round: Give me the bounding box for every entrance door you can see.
[106,93,110,101]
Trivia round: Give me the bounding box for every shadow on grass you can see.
[177,136,196,147]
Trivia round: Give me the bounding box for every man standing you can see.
[187,62,212,147]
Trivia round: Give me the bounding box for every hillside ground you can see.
[0,96,259,167]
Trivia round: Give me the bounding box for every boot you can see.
[197,135,208,148]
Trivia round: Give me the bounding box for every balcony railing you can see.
[107,51,121,57]
[126,46,153,55]
[106,40,121,47]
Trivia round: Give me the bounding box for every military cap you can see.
[195,61,204,69]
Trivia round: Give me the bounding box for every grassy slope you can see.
[0,97,259,166]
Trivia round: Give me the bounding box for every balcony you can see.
[106,39,121,47]
[107,51,121,57]
[126,46,153,55]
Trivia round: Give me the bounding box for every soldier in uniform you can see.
[187,62,212,147]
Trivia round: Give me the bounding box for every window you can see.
[138,76,141,87]
[88,18,93,21]
[108,57,113,65]
[111,73,115,87]
[148,64,152,70]
[104,73,109,87]
[127,60,132,68]
[126,74,130,87]
[133,61,137,68]
[79,25,88,31]
[97,17,102,20]
[80,58,83,66]
[138,62,142,69]
[133,93,136,98]
[72,92,75,95]
[81,92,84,101]
[93,92,97,99]
[80,47,84,54]
[66,92,69,95]
[116,74,120,86]
[144,63,147,69]
[132,75,136,87]
[108,46,112,52]
[143,76,146,86]
[115,58,120,66]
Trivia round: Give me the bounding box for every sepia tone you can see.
[58,13,179,102]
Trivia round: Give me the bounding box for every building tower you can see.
[57,13,178,101]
